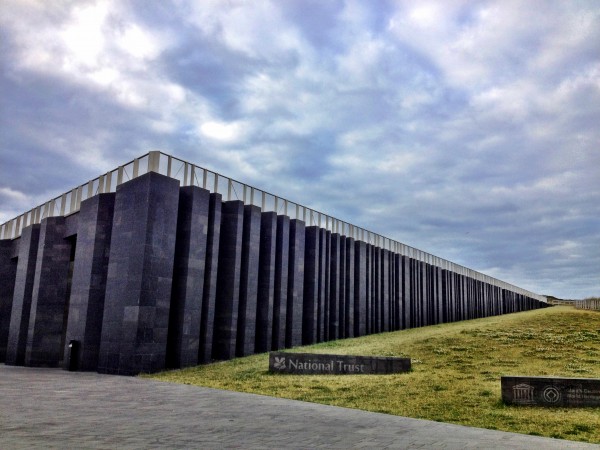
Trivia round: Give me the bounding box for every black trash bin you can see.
[67,340,80,371]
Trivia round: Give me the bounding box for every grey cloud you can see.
[0,0,598,298]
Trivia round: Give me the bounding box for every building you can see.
[0,151,547,375]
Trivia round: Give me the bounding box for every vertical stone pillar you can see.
[408,258,418,328]
[98,172,180,375]
[329,233,340,340]
[496,286,503,315]
[469,277,476,319]
[5,225,40,366]
[399,255,410,330]
[441,269,451,323]
[167,186,209,369]
[435,266,443,324]
[420,261,429,326]
[212,200,244,361]
[453,273,461,320]
[481,281,488,318]
[24,217,71,367]
[271,215,289,350]
[255,211,277,353]
[366,244,373,334]
[303,226,319,345]
[318,228,329,341]
[373,247,380,333]
[236,204,261,357]
[338,235,346,338]
[198,193,221,363]
[462,275,469,320]
[392,254,399,330]
[344,237,354,338]
[354,240,367,337]
[381,249,390,332]
[0,240,17,362]
[63,193,115,371]
[387,251,398,331]
[286,219,305,348]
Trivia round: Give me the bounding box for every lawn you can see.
[146,306,600,444]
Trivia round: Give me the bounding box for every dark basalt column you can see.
[212,200,244,361]
[271,215,289,350]
[303,226,319,345]
[286,219,305,348]
[354,240,367,337]
[25,217,72,367]
[462,275,469,320]
[318,228,329,342]
[0,239,17,362]
[373,247,380,334]
[236,204,261,357]
[421,261,430,326]
[5,224,40,366]
[389,251,397,331]
[338,235,346,338]
[198,193,221,363]
[381,249,390,332]
[393,254,401,330]
[365,244,373,335]
[435,265,441,324]
[409,258,419,328]
[167,186,210,369]
[97,172,180,375]
[400,255,410,330]
[255,211,277,353]
[62,193,115,371]
[329,233,340,340]
[441,269,452,324]
[344,237,354,338]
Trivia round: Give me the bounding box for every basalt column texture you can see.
[97,172,180,375]
[62,193,115,371]
[198,193,221,363]
[303,226,319,345]
[1,153,548,377]
[344,237,355,339]
[255,211,277,353]
[286,219,305,348]
[329,233,341,340]
[5,224,40,366]
[272,215,289,350]
[166,186,210,369]
[25,216,72,367]
[354,241,367,337]
[0,239,18,362]
[236,204,261,357]
[212,200,244,360]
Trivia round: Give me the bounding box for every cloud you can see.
[0,0,598,299]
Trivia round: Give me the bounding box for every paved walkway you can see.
[0,365,597,449]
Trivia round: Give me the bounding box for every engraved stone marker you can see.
[502,376,600,407]
[269,351,411,375]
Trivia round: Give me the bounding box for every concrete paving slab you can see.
[0,365,597,449]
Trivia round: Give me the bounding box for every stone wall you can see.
[0,171,548,375]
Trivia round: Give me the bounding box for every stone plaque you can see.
[502,376,600,407]
[269,351,411,375]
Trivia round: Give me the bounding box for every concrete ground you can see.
[0,364,597,449]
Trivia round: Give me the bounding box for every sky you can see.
[0,0,598,299]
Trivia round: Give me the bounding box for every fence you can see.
[575,298,600,311]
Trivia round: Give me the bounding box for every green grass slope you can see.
[147,306,600,443]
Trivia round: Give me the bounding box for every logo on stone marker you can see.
[542,386,561,403]
[273,356,286,370]
[512,383,535,404]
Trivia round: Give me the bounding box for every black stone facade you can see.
[0,170,548,375]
